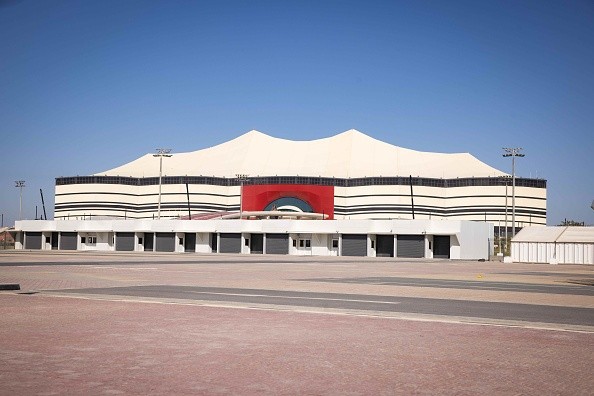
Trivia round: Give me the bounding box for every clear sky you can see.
[1,0,593,227]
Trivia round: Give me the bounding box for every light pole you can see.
[503,148,525,238]
[153,149,172,220]
[236,174,249,220]
[15,180,25,221]
[499,175,511,254]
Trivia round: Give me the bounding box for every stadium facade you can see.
[54,129,547,229]
[13,129,546,259]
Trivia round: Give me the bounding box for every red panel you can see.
[242,184,334,219]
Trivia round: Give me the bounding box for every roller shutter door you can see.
[219,233,241,253]
[342,234,367,257]
[376,235,394,257]
[155,232,175,252]
[266,234,289,255]
[433,236,450,259]
[25,232,42,250]
[116,232,135,251]
[397,235,424,258]
[185,233,196,252]
[60,232,78,250]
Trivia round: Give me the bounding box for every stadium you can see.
[14,129,546,259]
[54,129,546,228]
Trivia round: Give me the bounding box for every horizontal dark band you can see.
[56,175,546,189]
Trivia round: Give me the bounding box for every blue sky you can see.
[1,0,593,226]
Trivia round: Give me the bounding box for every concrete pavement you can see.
[1,251,593,394]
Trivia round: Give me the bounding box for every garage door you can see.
[155,232,175,252]
[397,235,425,258]
[219,233,241,253]
[376,235,394,257]
[25,232,42,250]
[266,234,289,255]
[60,232,78,250]
[433,236,450,259]
[116,232,135,251]
[342,234,367,257]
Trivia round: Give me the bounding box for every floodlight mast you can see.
[236,174,249,220]
[153,149,172,220]
[502,148,525,238]
[15,180,25,221]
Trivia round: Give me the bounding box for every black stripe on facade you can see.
[56,175,546,189]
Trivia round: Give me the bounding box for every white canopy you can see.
[513,226,594,243]
[96,129,507,179]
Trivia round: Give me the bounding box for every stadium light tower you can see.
[153,149,172,220]
[503,148,525,238]
[15,180,25,221]
[236,174,249,220]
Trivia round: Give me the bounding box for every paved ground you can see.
[1,251,593,394]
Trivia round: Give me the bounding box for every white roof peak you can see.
[96,129,508,179]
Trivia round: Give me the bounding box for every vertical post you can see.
[498,219,502,255]
[236,174,249,219]
[503,148,524,239]
[185,182,191,219]
[512,155,516,238]
[409,175,415,219]
[505,178,507,251]
[15,180,25,221]
[153,149,172,220]
[40,189,47,220]
[158,155,163,218]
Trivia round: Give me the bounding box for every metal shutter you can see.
[219,233,241,253]
[342,234,367,256]
[185,233,196,252]
[60,232,78,250]
[376,235,394,257]
[155,232,175,252]
[397,235,425,258]
[433,236,450,259]
[116,232,135,251]
[251,234,264,254]
[266,234,289,255]
[25,232,42,250]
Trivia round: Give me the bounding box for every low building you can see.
[14,218,493,260]
[511,226,594,264]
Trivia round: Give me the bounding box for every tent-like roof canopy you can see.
[96,129,507,179]
[513,226,594,243]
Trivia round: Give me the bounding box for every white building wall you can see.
[15,219,493,260]
[512,241,594,265]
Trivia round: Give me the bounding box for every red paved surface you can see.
[1,294,593,395]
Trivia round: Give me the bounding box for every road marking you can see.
[89,267,158,270]
[186,290,403,305]
[29,293,594,334]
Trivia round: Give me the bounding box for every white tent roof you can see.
[512,227,566,243]
[513,226,594,243]
[96,129,507,179]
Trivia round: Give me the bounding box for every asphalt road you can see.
[55,285,594,327]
